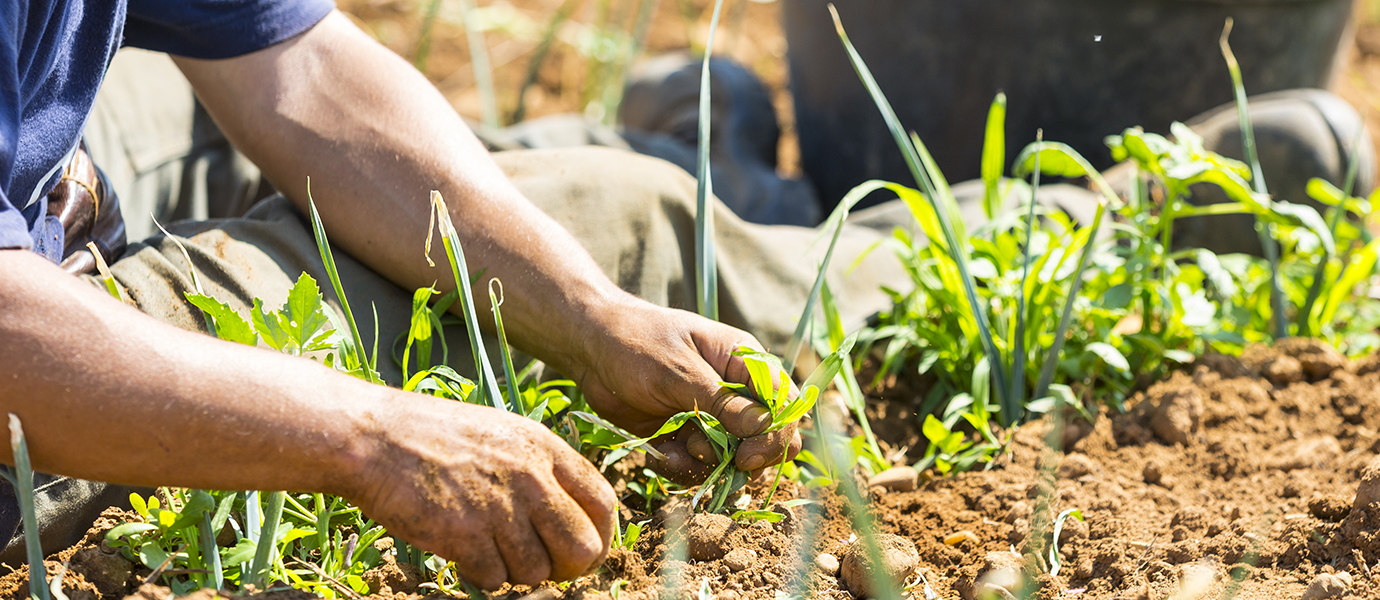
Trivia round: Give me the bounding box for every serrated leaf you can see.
[285,272,334,351]
[185,294,256,345]
[251,298,292,352]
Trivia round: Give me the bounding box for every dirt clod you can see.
[1276,337,1348,381]
[1147,373,1205,445]
[722,547,757,572]
[1354,457,1380,510]
[868,466,919,492]
[1308,495,1351,521]
[1266,436,1341,471]
[1301,572,1351,600]
[687,512,734,561]
[975,551,1023,594]
[840,534,919,598]
[1059,453,1097,479]
[815,552,840,575]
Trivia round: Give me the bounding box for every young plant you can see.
[1,415,49,600]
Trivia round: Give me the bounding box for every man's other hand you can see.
[345,397,616,590]
[575,300,803,485]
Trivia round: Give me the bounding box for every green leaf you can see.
[768,386,820,433]
[169,490,214,530]
[730,510,784,523]
[1049,508,1085,577]
[138,541,171,570]
[185,294,256,346]
[221,538,258,568]
[921,414,950,445]
[251,298,292,352]
[981,92,1007,219]
[284,272,334,351]
[739,351,781,410]
[1084,342,1130,375]
[105,522,159,545]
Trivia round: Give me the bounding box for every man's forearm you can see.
[174,11,631,378]
[0,250,371,493]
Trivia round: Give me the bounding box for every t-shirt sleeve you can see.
[123,0,336,59]
[0,2,31,252]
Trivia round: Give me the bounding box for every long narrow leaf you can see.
[488,280,523,413]
[248,491,285,590]
[830,6,1011,422]
[981,93,1008,220]
[307,184,379,384]
[1299,124,1366,336]
[6,415,49,600]
[1010,131,1041,406]
[1221,18,1287,339]
[694,0,727,321]
[783,180,890,372]
[427,191,507,410]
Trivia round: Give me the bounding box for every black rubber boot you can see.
[1174,89,1376,255]
[618,53,821,226]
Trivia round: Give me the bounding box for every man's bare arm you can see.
[0,250,612,587]
[173,11,800,474]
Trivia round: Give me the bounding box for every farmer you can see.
[0,0,907,589]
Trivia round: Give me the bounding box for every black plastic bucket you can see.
[784,0,1356,209]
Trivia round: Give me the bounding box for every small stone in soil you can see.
[815,553,840,575]
[868,466,919,492]
[1003,500,1032,524]
[841,534,920,598]
[1353,456,1380,511]
[1142,461,1163,485]
[723,548,757,572]
[1302,572,1351,600]
[1308,495,1351,521]
[1059,453,1097,479]
[688,513,734,561]
[977,551,1024,594]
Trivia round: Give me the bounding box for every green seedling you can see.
[1221,18,1287,338]
[1048,508,1084,577]
[1,415,49,600]
[693,0,726,321]
[426,190,507,410]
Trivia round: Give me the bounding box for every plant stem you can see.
[694,0,727,321]
[1220,18,1288,339]
[1299,124,1365,336]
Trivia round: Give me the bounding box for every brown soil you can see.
[9,343,1380,600]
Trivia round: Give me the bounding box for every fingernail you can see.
[742,406,770,435]
[741,454,766,471]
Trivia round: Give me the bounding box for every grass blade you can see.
[197,515,223,589]
[981,93,1008,220]
[86,242,122,302]
[783,180,890,373]
[694,0,726,321]
[1299,124,1366,336]
[306,182,379,384]
[458,0,500,128]
[511,0,579,123]
[1221,18,1288,339]
[427,191,507,410]
[249,491,285,590]
[1010,130,1041,406]
[829,5,1012,423]
[1010,142,1114,402]
[487,279,523,413]
[5,415,49,600]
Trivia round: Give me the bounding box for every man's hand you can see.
[346,397,615,589]
[573,299,803,485]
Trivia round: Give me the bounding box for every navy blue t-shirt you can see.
[0,0,334,262]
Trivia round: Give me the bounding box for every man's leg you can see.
[83,49,268,242]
